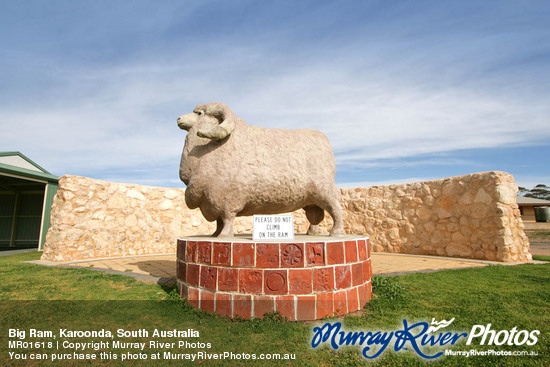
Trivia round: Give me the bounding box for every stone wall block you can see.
[42,171,531,262]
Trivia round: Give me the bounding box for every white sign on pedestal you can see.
[252,214,294,241]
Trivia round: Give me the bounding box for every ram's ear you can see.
[197,103,236,140]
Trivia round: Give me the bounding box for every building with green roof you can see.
[0,152,59,250]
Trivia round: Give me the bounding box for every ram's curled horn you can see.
[197,103,236,140]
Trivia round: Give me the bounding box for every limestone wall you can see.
[305,171,531,262]
[42,176,213,261]
[41,171,531,262]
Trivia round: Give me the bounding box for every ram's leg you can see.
[212,219,223,237]
[304,205,324,235]
[217,213,236,238]
[324,197,345,237]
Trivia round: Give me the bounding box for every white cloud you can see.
[2,51,549,185]
[1,2,549,187]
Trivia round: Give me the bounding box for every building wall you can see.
[520,206,537,222]
[41,171,532,262]
[0,191,45,248]
[0,155,43,172]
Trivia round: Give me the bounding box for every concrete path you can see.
[28,252,537,285]
[0,248,38,256]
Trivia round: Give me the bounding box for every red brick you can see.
[264,270,288,295]
[200,266,218,290]
[333,290,348,316]
[177,239,185,260]
[316,292,334,319]
[345,240,358,263]
[362,260,372,283]
[276,295,296,321]
[212,242,231,266]
[197,242,212,264]
[335,265,351,289]
[200,289,215,313]
[347,287,359,312]
[313,267,334,292]
[215,293,232,318]
[288,268,313,294]
[281,243,304,267]
[306,242,325,266]
[358,283,370,308]
[296,295,315,321]
[352,263,363,287]
[233,294,252,319]
[218,268,239,292]
[233,243,255,267]
[239,269,263,294]
[256,243,280,268]
[254,295,275,319]
[326,242,344,265]
[358,239,367,261]
[188,287,199,308]
[178,281,188,299]
[176,261,186,282]
[185,241,197,262]
[187,263,200,287]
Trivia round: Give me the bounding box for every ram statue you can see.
[177,102,344,238]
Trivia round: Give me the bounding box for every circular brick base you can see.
[176,235,372,321]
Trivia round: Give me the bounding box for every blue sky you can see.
[1,0,549,190]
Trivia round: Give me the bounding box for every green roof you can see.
[0,152,58,182]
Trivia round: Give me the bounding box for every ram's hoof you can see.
[329,229,346,237]
[216,232,234,238]
[307,225,321,235]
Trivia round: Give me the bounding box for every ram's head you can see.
[177,102,236,140]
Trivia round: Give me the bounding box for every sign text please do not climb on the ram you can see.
[253,214,294,240]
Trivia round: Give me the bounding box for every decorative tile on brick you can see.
[185,241,197,262]
[218,268,238,292]
[212,242,231,266]
[306,242,325,266]
[335,265,351,289]
[326,242,344,265]
[289,268,313,294]
[256,243,280,268]
[197,242,212,264]
[177,237,371,321]
[239,269,263,294]
[264,269,288,295]
[345,240,358,263]
[200,265,217,290]
[281,243,304,267]
[313,267,334,292]
[233,243,255,267]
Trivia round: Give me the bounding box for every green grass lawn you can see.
[1,252,548,366]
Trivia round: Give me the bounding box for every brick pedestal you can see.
[176,235,371,321]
